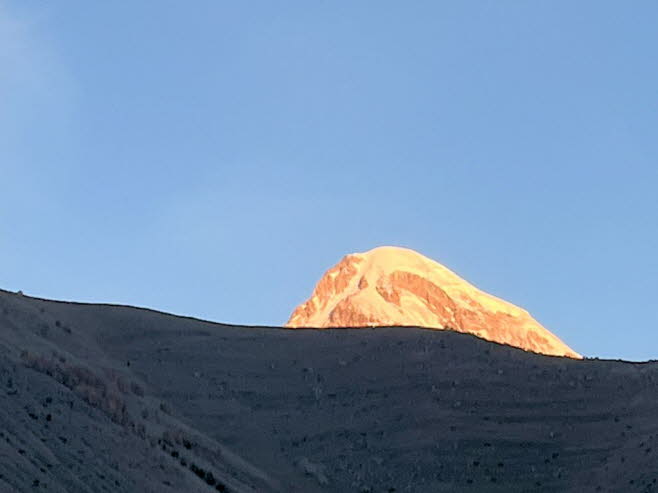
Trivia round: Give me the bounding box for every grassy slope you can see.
[0,289,656,492]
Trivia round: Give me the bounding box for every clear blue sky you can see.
[2,1,657,360]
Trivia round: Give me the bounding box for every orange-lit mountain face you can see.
[287,246,581,359]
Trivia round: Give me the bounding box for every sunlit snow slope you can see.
[287,246,580,358]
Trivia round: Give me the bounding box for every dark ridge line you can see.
[1,288,655,365]
[0,287,257,329]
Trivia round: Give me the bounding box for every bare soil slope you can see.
[0,289,656,492]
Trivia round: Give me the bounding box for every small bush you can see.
[190,463,206,479]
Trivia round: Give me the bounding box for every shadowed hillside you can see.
[0,289,656,492]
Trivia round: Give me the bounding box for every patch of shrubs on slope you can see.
[20,350,134,426]
[158,434,230,492]
[20,350,233,491]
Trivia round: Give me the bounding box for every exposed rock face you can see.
[287,246,581,358]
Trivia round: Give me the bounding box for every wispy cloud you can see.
[0,3,77,215]
[0,3,71,116]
